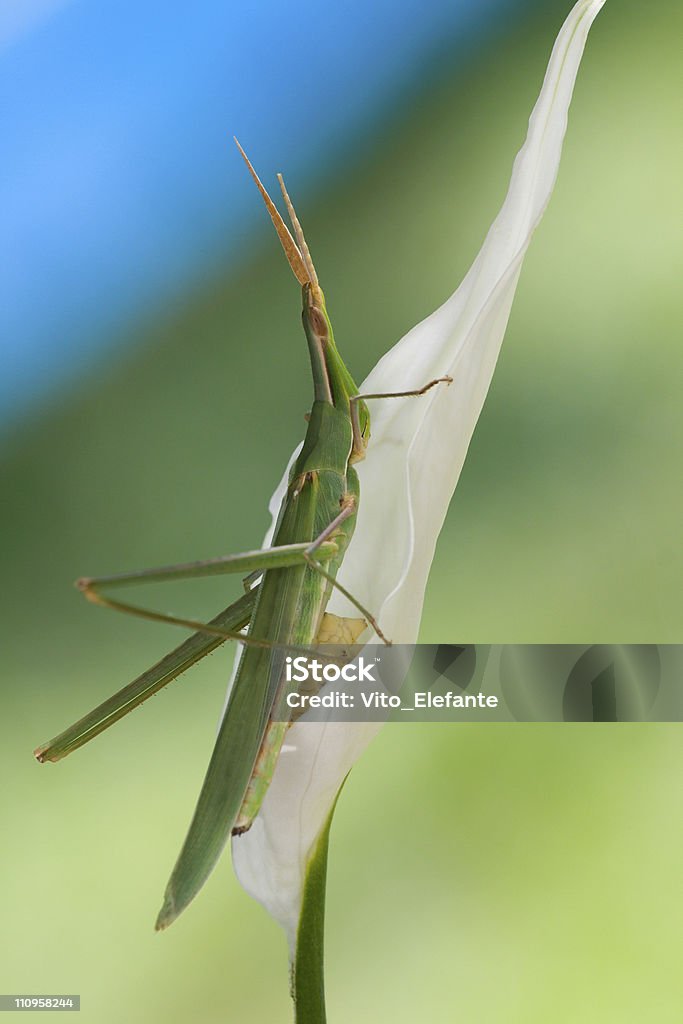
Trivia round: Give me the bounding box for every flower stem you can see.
[292,792,342,1023]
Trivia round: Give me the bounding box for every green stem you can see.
[292,788,344,1023]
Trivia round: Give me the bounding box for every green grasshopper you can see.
[34,142,450,930]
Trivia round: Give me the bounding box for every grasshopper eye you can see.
[307,305,328,340]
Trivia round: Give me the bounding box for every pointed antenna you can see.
[277,173,321,301]
[234,138,309,287]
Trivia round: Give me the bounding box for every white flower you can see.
[232,0,607,954]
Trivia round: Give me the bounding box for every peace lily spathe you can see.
[232,0,607,951]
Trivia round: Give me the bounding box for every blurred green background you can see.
[2,1,682,1021]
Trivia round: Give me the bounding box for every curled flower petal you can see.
[232,0,607,952]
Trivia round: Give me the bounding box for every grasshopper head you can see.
[302,282,370,463]
[236,140,369,454]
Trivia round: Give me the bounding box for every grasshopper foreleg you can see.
[349,374,452,454]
